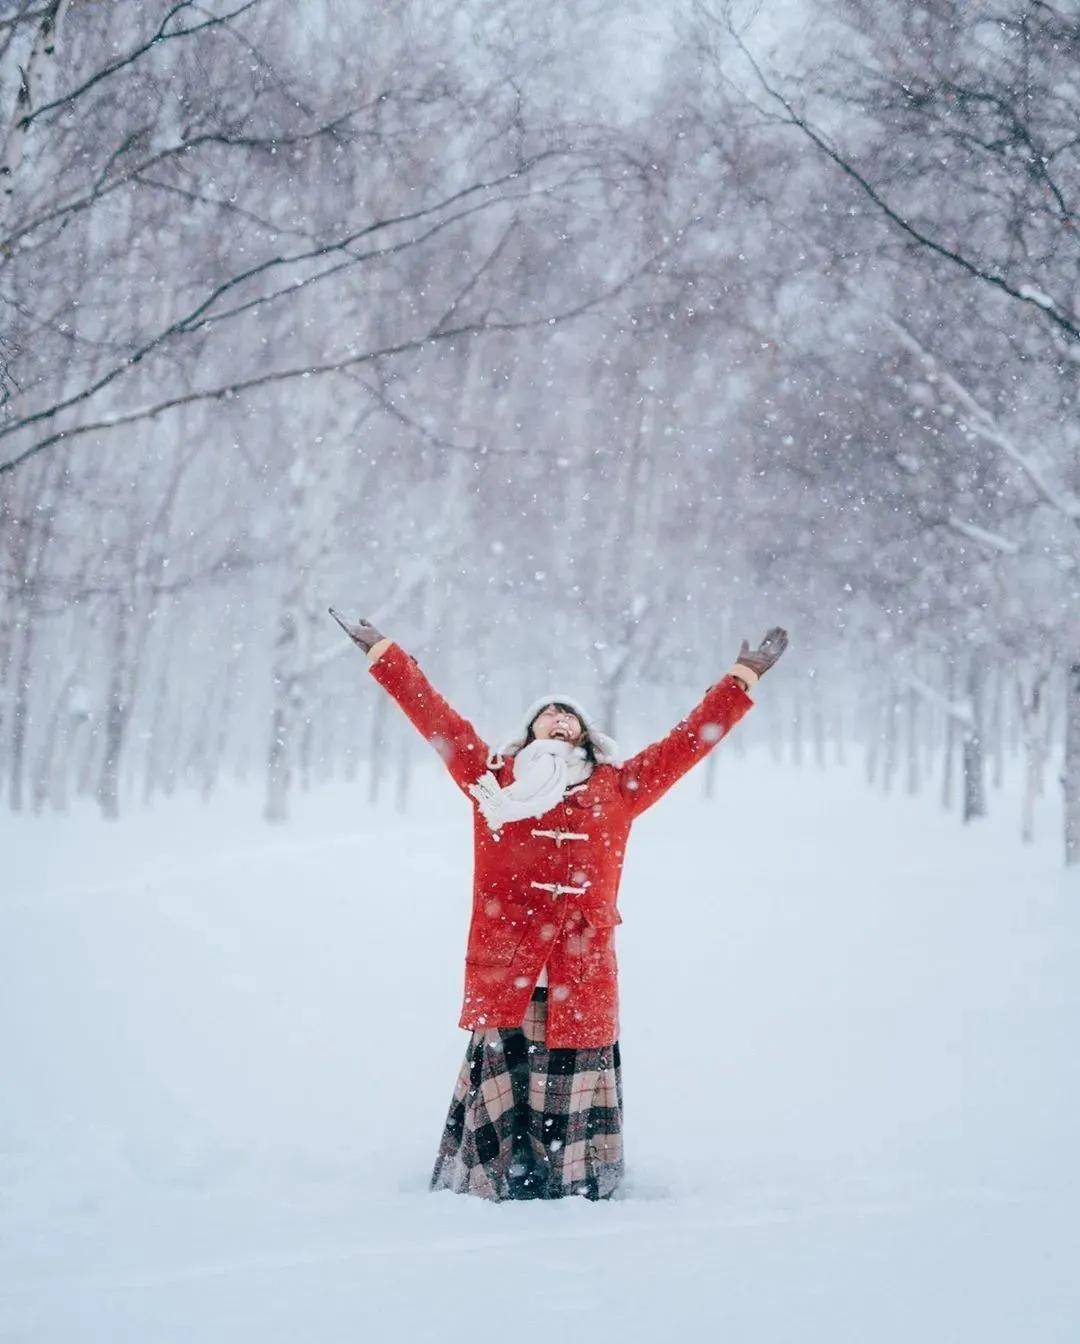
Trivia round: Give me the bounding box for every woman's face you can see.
[530,703,585,746]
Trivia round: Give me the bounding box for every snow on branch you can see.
[885,317,1080,526]
[0,8,52,34]
[947,516,1021,556]
[902,675,975,730]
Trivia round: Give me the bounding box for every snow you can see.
[1017,284,1058,312]
[3,757,1079,1342]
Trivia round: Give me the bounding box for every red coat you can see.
[368,641,754,1047]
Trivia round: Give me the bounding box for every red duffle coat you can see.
[367,640,754,1047]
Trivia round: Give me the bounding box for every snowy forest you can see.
[1,0,1078,861]
[4,5,1080,1338]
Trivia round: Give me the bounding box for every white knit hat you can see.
[488,693,622,769]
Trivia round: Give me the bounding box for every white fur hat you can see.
[488,693,622,768]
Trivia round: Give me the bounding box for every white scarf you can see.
[468,737,593,833]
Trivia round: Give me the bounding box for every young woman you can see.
[339,617,788,1201]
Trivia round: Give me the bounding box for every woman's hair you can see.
[524,702,598,765]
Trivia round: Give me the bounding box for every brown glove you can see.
[735,627,789,680]
[329,609,385,653]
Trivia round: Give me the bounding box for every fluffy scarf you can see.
[467,737,593,834]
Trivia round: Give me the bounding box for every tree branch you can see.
[947,516,1021,556]
[2,112,369,256]
[723,20,1080,342]
[0,6,51,35]
[15,2,263,133]
[0,239,658,474]
[902,674,975,730]
[0,153,570,442]
[884,314,1080,525]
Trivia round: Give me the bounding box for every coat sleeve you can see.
[366,640,489,796]
[617,674,753,819]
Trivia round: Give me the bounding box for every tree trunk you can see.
[30,668,77,813]
[864,692,880,787]
[368,688,389,806]
[813,703,826,770]
[942,660,956,811]
[96,592,131,821]
[1017,671,1049,846]
[962,656,987,823]
[264,443,320,824]
[7,605,34,812]
[265,640,300,824]
[769,697,783,765]
[1064,659,1080,866]
[601,675,623,743]
[990,663,1005,790]
[905,685,919,795]
[791,694,804,768]
[5,456,61,810]
[143,610,177,807]
[882,683,898,794]
[202,648,240,804]
[394,731,411,813]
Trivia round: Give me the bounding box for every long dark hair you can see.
[523,702,598,765]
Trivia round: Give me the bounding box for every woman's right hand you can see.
[340,615,385,653]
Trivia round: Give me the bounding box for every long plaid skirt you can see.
[430,987,623,1201]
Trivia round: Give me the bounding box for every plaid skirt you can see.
[430,987,623,1201]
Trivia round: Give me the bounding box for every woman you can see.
[339,618,788,1201]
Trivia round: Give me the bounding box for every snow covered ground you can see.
[3,754,1078,1342]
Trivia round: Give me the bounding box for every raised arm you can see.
[618,626,788,819]
[365,639,489,795]
[618,675,752,818]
